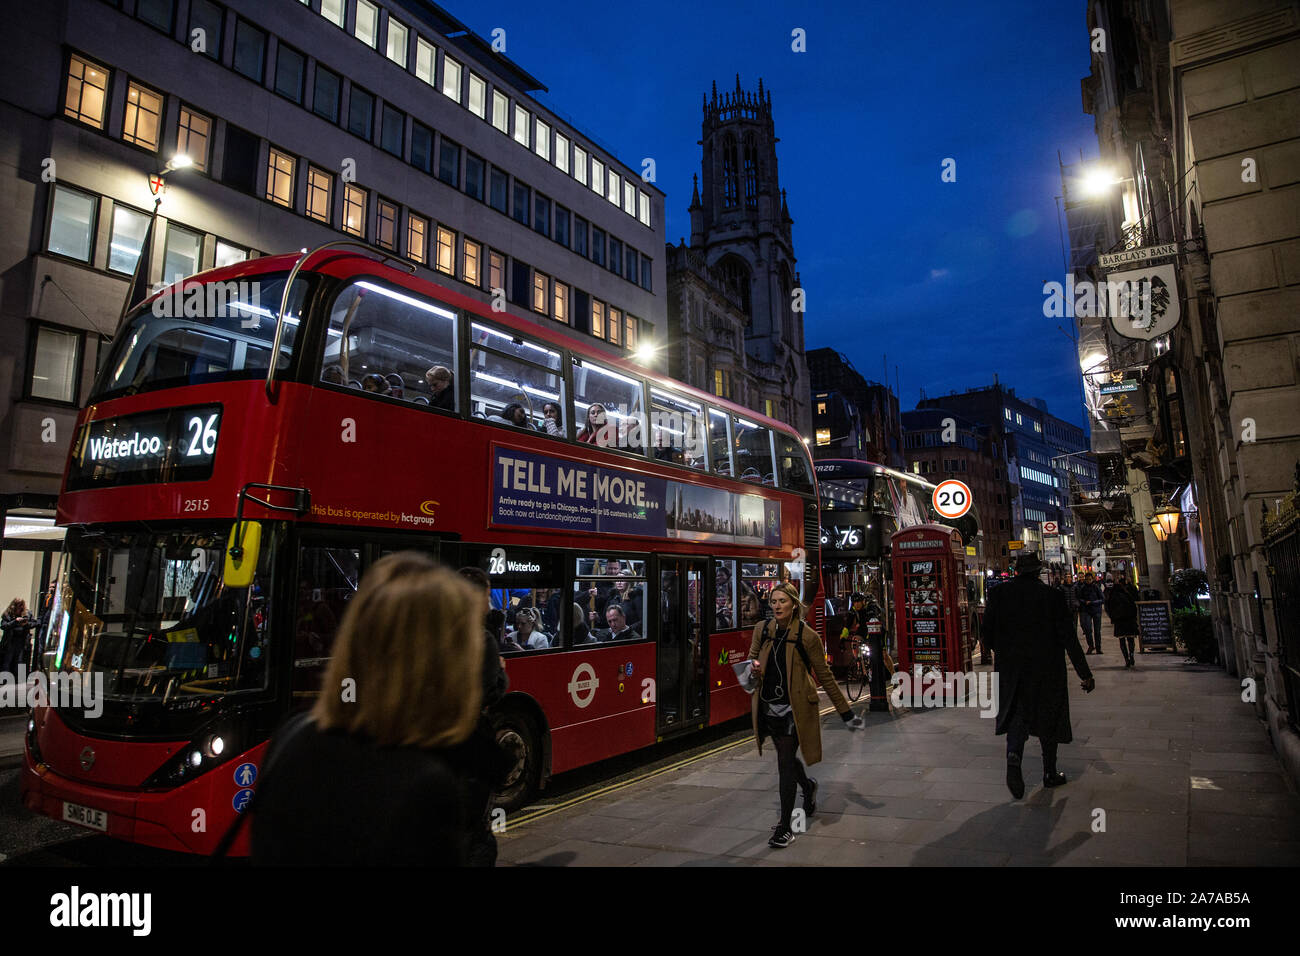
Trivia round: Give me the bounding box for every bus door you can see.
[656,556,707,734]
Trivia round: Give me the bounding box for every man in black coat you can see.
[985,552,1095,799]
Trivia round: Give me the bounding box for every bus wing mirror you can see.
[224,522,262,588]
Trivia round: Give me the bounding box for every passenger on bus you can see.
[385,373,405,399]
[321,364,346,386]
[602,604,639,642]
[425,365,455,411]
[540,402,564,437]
[250,555,503,866]
[577,403,614,446]
[508,607,550,650]
[501,402,531,429]
[610,570,643,630]
[361,373,390,395]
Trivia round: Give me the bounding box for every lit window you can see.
[489,251,504,293]
[462,239,481,286]
[376,199,397,250]
[215,240,247,268]
[592,300,604,339]
[554,282,568,324]
[514,105,529,147]
[354,0,378,47]
[321,0,345,27]
[625,315,637,349]
[265,148,295,207]
[639,191,651,227]
[162,223,201,281]
[306,166,332,223]
[28,324,82,404]
[442,55,462,102]
[1005,407,1012,420]
[591,158,604,196]
[535,119,550,161]
[435,226,454,275]
[533,272,548,314]
[555,133,569,173]
[608,307,622,346]
[468,73,486,118]
[407,213,427,264]
[343,183,367,237]
[816,429,831,446]
[1016,412,1022,425]
[415,37,435,85]
[623,181,636,216]
[574,146,588,185]
[123,82,163,150]
[816,402,826,415]
[492,90,508,133]
[176,106,211,172]
[107,204,150,275]
[607,171,620,205]
[386,18,408,67]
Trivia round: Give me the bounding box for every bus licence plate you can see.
[63,801,108,832]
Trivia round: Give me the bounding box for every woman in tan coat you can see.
[748,581,862,848]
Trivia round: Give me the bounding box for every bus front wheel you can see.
[492,709,541,812]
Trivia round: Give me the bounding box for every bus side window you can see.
[775,432,814,495]
[292,546,360,705]
[572,361,646,454]
[708,408,731,476]
[733,417,774,486]
[574,556,645,643]
[467,323,563,431]
[322,280,458,409]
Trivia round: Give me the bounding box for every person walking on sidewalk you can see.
[1105,576,1141,668]
[747,582,863,849]
[985,553,1095,799]
[1076,572,1105,654]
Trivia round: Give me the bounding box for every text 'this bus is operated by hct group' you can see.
[21,245,820,855]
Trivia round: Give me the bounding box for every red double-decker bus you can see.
[21,244,820,855]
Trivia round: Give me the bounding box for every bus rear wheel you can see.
[492,710,540,812]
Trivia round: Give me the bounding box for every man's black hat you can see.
[1015,552,1043,575]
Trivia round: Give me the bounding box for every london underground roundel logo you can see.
[568,663,600,708]
[932,480,972,520]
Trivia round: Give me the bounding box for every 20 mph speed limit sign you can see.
[932,479,973,519]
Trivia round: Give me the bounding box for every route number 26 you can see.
[185,413,219,457]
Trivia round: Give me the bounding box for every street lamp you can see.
[1147,512,1170,542]
[1153,502,1181,539]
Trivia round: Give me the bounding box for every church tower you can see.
[693,76,808,435]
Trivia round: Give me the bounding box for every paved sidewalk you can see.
[499,629,1300,866]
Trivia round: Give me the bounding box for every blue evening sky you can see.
[455,0,1099,427]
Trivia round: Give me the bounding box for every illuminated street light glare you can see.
[163,153,193,174]
[1080,167,1121,197]
[633,342,658,363]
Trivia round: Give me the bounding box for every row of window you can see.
[1002,406,1043,434]
[46,183,249,280]
[64,48,654,298]
[311,277,814,492]
[1018,465,1058,488]
[119,0,653,229]
[47,170,641,354]
[297,0,653,227]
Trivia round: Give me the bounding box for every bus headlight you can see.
[207,735,225,757]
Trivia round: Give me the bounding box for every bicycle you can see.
[843,639,870,702]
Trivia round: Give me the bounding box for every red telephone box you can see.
[891,524,972,675]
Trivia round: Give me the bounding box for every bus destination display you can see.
[68,405,222,490]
